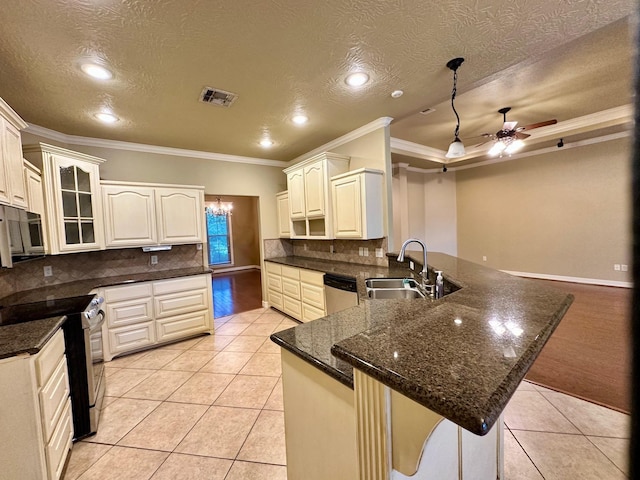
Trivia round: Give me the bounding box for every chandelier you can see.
[206,197,233,216]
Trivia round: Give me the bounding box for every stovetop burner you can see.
[0,295,96,327]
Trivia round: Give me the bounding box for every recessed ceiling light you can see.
[391,90,404,98]
[292,115,308,125]
[345,72,369,87]
[81,63,113,80]
[94,112,118,124]
[259,139,274,148]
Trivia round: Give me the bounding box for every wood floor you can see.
[212,269,263,318]
[211,270,631,413]
[525,279,631,413]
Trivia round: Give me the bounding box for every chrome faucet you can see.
[397,238,430,290]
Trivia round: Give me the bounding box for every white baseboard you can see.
[210,264,261,274]
[501,270,633,288]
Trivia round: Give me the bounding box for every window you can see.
[206,211,233,265]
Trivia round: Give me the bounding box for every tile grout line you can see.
[506,425,548,480]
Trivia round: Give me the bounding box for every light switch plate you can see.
[363,247,369,256]
[43,266,52,277]
[375,248,384,258]
[151,255,158,265]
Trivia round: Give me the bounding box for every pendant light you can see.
[445,57,466,159]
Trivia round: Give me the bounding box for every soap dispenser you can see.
[435,271,444,299]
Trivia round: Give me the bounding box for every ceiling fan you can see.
[478,107,557,156]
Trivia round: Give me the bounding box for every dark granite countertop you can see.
[0,316,66,359]
[269,253,573,436]
[0,267,211,359]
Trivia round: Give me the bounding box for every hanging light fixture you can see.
[445,57,466,159]
[206,197,233,216]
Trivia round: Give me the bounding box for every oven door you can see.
[84,310,106,433]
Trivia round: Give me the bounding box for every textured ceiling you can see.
[0,0,635,163]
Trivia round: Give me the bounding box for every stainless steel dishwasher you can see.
[323,273,359,314]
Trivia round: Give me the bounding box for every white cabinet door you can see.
[276,191,290,237]
[103,185,157,247]
[156,188,204,244]
[0,118,11,205]
[287,170,305,219]
[304,161,325,218]
[332,173,362,238]
[25,161,45,215]
[3,121,27,208]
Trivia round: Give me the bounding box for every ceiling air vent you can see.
[199,87,238,107]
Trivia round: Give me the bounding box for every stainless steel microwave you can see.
[0,206,45,267]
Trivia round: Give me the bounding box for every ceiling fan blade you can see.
[520,119,557,130]
[471,138,493,148]
[515,132,530,140]
[502,121,518,131]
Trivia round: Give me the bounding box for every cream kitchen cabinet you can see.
[100,273,213,361]
[0,329,73,480]
[101,181,206,248]
[24,159,45,215]
[265,261,326,322]
[331,168,384,239]
[276,191,290,237]
[23,143,105,255]
[283,152,349,239]
[0,97,29,208]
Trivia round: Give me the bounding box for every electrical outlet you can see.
[43,266,52,277]
[151,255,158,265]
[621,264,628,272]
[196,243,203,251]
[614,264,621,271]
[363,247,369,256]
[329,245,334,254]
[358,247,364,256]
[375,248,384,258]
[482,256,487,262]
[303,243,308,251]
[409,261,415,271]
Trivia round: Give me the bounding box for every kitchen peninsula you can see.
[270,252,573,480]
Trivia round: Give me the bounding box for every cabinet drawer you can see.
[39,356,70,442]
[105,283,153,303]
[301,282,325,310]
[299,269,324,286]
[108,322,156,355]
[267,272,282,293]
[46,399,72,480]
[35,329,65,387]
[156,311,208,343]
[265,262,282,275]
[107,298,153,328]
[153,275,208,296]
[281,265,300,280]
[282,277,301,300]
[154,289,208,318]
[268,290,283,310]
[302,303,326,323]
[283,296,302,320]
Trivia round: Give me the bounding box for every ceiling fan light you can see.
[505,139,525,154]
[488,141,506,156]
[445,137,466,158]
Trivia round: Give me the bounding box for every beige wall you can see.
[205,194,260,267]
[456,137,632,282]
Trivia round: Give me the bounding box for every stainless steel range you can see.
[0,294,106,440]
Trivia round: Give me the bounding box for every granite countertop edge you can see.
[268,253,575,436]
[0,316,67,360]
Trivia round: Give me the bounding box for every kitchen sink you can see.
[367,288,425,299]
[365,278,419,289]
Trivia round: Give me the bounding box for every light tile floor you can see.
[64,308,630,479]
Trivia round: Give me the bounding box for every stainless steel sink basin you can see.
[367,288,425,299]
[365,278,418,289]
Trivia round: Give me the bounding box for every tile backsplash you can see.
[0,244,205,298]
[263,237,388,266]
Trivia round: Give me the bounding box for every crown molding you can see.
[389,137,446,163]
[0,98,28,130]
[397,130,631,174]
[289,117,393,165]
[24,124,289,167]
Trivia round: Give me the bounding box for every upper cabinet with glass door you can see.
[23,143,105,254]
